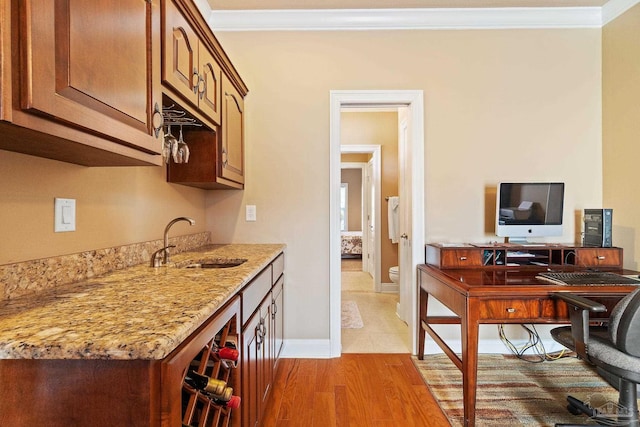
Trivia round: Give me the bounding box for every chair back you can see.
[609,288,640,357]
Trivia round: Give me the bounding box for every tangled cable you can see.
[498,324,571,362]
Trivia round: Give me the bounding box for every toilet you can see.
[389,266,399,284]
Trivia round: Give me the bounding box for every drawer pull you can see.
[506,308,516,313]
[459,256,467,261]
[597,256,606,260]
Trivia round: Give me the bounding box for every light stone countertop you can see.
[0,244,285,360]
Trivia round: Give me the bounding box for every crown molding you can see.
[196,0,640,32]
[204,7,605,31]
[602,0,640,24]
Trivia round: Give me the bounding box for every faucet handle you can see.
[150,245,176,268]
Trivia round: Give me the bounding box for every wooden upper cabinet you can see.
[198,47,222,125]
[162,0,221,126]
[8,0,163,165]
[221,74,244,185]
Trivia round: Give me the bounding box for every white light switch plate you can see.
[246,205,257,222]
[54,198,76,232]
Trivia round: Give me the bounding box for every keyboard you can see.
[536,271,640,286]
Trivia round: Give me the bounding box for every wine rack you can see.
[181,313,240,427]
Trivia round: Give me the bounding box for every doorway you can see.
[329,90,425,357]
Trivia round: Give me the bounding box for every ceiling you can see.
[207,0,609,10]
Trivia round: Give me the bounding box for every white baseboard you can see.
[380,282,399,293]
[280,339,334,358]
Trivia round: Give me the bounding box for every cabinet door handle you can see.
[196,74,206,99]
[271,300,278,319]
[256,321,263,349]
[152,102,163,138]
[192,68,200,93]
[221,147,228,167]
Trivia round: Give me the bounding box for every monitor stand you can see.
[504,237,545,246]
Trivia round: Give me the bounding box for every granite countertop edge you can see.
[0,243,285,361]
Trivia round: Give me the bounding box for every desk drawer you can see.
[478,299,541,320]
[439,249,483,268]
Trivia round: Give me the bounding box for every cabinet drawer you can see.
[575,248,622,267]
[242,266,272,325]
[272,253,284,283]
[478,299,541,320]
[439,249,483,268]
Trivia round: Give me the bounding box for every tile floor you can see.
[341,259,411,353]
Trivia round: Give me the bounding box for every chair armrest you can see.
[551,292,607,312]
[551,292,608,361]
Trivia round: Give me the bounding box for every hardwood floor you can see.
[261,353,450,427]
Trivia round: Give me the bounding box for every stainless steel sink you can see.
[181,258,247,269]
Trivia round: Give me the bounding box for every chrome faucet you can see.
[150,216,195,267]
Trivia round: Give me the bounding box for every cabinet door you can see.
[162,0,199,109]
[221,74,245,185]
[242,305,267,427]
[198,45,222,125]
[19,0,161,155]
[271,276,284,365]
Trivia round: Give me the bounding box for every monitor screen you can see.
[496,182,565,240]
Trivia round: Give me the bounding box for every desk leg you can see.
[461,306,480,427]
[418,287,428,360]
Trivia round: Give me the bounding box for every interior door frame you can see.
[329,90,425,357]
[341,149,382,291]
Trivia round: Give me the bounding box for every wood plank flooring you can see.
[261,353,450,427]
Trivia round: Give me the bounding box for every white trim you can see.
[206,7,603,31]
[280,339,333,358]
[330,90,425,358]
[602,0,640,24]
[341,145,382,292]
[380,282,399,293]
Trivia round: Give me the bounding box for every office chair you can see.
[551,289,640,427]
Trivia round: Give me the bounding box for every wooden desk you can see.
[417,264,638,427]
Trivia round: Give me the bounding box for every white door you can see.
[397,108,412,323]
[365,158,375,276]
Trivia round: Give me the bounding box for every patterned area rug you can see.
[341,300,364,328]
[413,354,623,426]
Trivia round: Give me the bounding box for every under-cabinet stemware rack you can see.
[162,105,202,164]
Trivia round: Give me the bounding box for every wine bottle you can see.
[217,346,239,362]
[184,371,227,395]
[212,394,241,409]
[208,386,233,402]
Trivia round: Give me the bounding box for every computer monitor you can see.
[496,182,565,242]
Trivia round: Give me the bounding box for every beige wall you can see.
[603,4,640,270]
[207,28,603,342]
[0,150,207,264]
[4,12,639,350]
[341,111,399,281]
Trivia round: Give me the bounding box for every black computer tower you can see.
[583,208,613,247]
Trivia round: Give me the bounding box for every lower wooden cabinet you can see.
[242,298,272,427]
[241,253,285,427]
[163,296,242,427]
[0,252,285,427]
